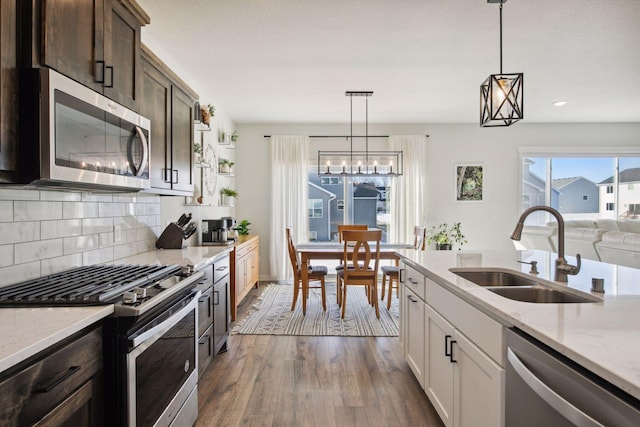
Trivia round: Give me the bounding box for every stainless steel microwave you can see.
[18,68,151,192]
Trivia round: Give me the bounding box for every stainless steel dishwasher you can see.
[506,328,640,427]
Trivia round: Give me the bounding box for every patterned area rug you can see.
[232,283,399,337]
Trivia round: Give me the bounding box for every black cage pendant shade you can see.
[480,0,524,127]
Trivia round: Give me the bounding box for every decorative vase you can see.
[201,109,210,125]
[436,243,452,250]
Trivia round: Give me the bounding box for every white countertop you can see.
[397,248,640,401]
[0,246,232,375]
[0,305,113,373]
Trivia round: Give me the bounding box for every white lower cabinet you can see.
[452,329,504,427]
[405,288,426,387]
[401,262,505,427]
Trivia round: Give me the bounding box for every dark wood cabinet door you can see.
[103,0,141,110]
[41,0,103,92]
[0,0,18,180]
[141,57,172,191]
[170,86,194,193]
[33,374,104,427]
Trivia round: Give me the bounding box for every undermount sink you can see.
[488,286,600,304]
[449,267,600,304]
[450,268,539,287]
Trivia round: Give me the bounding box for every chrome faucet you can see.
[510,206,581,282]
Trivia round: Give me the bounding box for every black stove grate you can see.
[0,264,182,306]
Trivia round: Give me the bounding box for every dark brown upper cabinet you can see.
[141,45,197,196]
[41,0,149,111]
[0,0,17,182]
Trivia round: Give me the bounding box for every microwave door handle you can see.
[128,126,148,177]
[507,348,603,427]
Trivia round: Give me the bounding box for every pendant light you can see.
[318,91,403,176]
[480,0,524,127]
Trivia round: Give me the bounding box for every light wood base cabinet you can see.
[231,235,259,321]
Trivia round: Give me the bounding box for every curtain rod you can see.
[262,135,430,139]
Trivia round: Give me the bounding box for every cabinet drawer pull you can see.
[408,277,417,285]
[95,60,105,83]
[445,335,452,356]
[105,65,114,88]
[214,290,219,305]
[35,366,81,393]
[407,295,418,303]
[172,169,179,184]
[449,340,457,363]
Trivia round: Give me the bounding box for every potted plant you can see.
[201,103,215,125]
[193,142,203,163]
[220,187,238,206]
[231,130,238,143]
[234,219,251,236]
[218,158,229,174]
[427,222,467,250]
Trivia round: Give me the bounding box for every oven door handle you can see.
[507,348,604,427]
[129,290,200,349]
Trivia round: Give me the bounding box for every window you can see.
[521,155,640,223]
[320,177,339,185]
[308,199,323,218]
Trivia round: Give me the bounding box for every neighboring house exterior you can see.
[308,182,335,241]
[521,158,559,224]
[307,173,388,241]
[552,177,599,214]
[598,167,640,219]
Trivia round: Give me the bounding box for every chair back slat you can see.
[414,226,427,250]
[337,224,368,242]
[342,229,382,283]
[286,227,299,278]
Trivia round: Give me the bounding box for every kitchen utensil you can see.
[183,223,197,239]
[177,214,188,226]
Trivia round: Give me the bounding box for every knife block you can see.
[156,223,186,249]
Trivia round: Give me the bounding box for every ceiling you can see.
[137,0,640,124]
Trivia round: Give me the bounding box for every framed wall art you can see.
[455,164,484,202]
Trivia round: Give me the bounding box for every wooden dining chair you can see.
[337,229,382,319]
[381,226,426,309]
[335,224,368,304]
[287,227,327,311]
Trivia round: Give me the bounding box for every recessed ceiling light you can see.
[553,100,568,107]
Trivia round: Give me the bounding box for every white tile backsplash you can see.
[0,221,40,245]
[0,245,14,267]
[15,239,64,264]
[0,201,12,222]
[14,201,63,221]
[0,189,161,286]
[40,219,83,240]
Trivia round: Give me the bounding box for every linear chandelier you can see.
[480,0,524,127]
[318,91,403,176]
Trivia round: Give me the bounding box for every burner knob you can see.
[133,287,147,298]
[122,292,137,305]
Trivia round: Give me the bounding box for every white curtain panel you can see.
[270,135,310,280]
[389,135,428,243]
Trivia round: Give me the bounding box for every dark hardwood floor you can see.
[196,285,444,427]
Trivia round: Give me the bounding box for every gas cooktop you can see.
[0,264,203,316]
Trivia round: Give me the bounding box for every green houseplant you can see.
[234,219,251,236]
[427,222,467,250]
[220,187,238,206]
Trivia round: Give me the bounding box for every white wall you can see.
[235,122,640,280]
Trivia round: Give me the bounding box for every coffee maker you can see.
[201,217,236,245]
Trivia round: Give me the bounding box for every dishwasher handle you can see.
[507,348,604,427]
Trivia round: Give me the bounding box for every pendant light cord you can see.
[499,1,503,74]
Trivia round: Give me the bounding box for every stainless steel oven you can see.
[123,289,200,427]
[0,263,205,426]
[18,68,150,192]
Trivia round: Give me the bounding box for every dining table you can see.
[296,242,413,314]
